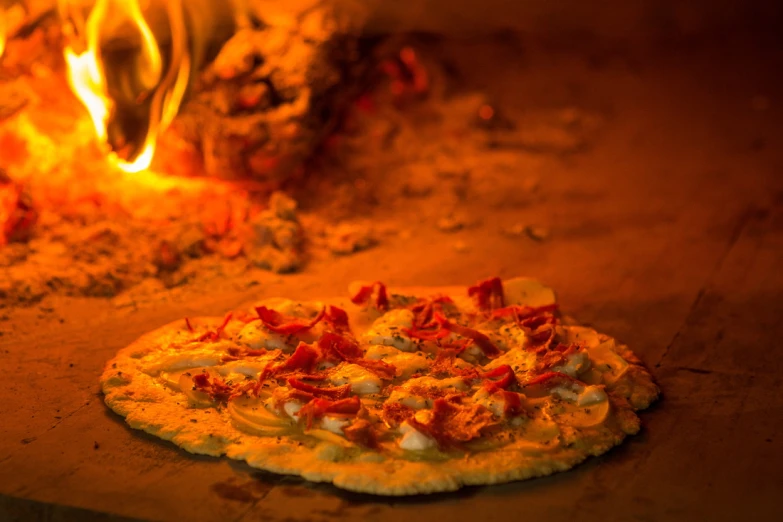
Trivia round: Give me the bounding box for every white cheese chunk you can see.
[361,309,416,352]
[283,402,302,419]
[552,349,591,378]
[482,346,536,373]
[321,416,349,435]
[141,344,230,375]
[551,386,580,402]
[364,345,430,379]
[388,391,428,410]
[398,421,436,451]
[404,376,470,392]
[236,321,290,351]
[473,388,505,417]
[218,355,279,378]
[329,363,382,394]
[561,326,601,348]
[577,385,608,406]
[495,324,528,350]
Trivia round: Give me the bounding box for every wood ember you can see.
[0,170,37,246]
[0,188,307,307]
[166,0,374,183]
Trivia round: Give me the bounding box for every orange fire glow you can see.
[59,0,190,173]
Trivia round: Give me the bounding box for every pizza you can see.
[100,277,659,495]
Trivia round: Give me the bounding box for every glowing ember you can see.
[59,0,191,173]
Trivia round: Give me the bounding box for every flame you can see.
[0,8,6,59]
[60,0,190,173]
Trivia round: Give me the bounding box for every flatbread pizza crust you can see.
[101,279,659,495]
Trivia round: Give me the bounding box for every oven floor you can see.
[1,36,782,522]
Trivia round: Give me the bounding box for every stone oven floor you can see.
[1,36,782,521]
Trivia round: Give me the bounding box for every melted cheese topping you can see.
[398,421,436,451]
[236,321,290,351]
[388,376,469,409]
[552,349,591,378]
[364,345,430,378]
[361,309,416,351]
[330,363,382,394]
[483,346,536,374]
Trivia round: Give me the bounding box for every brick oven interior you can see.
[1,0,782,520]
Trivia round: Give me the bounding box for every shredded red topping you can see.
[287,378,351,400]
[184,317,194,332]
[468,277,505,311]
[434,313,500,358]
[522,371,583,398]
[317,332,363,361]
[317,332,397,379]
[276,343,319,374]
[323,305,351,333]
[429,348,479,379]
[195,313,233,342]
[490,303,558,321]
[297,396,362,428]
[498,390,526,417]
[402,324,449,341]
[382,402,415,427]
[350,281,389,310]
[534,343,580,372]
[255,306,325,335]
[353,358,397,380]
[408,398,496,448]
[409,295,454,329]
[191,372,240,402]
[342,418,379,448]
[481,364,517,392]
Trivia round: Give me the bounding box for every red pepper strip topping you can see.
[254,306,325,335]
[287,378,351,400]
[522,371,584,398]
[191,373,237,402]
[317,332,397,380]
[195,312,233,342]
[402,325,450,341]
[408,398,496,448]
[286,389,316,404]
[409,295,455,328]
[481,364,517,392]
[430,347,480,379]
[286,372,330,381]
[350,281,389,310]
[318,332,363,361]
[323,305,351,333]
[353,359,397,380]
[297,396,362,429]
[342,418,379,448]
[490,303,559,321]
[468,277,505,311]
[499,391,525,417]
[433,312,500,358]
[276,342,319,373]
[184,317,194,332]
[382,402,415,428]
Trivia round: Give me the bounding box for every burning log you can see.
[165,1,374,184]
